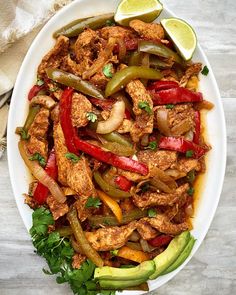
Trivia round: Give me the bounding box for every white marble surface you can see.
[0,0,236,294]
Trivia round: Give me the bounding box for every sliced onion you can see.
[30,95,56,110]
[141,53,150,68]
[171,119,192,136]
[151,166,177,189]
[140,239,153,253]
[83,37,116,80]
[156,109,171,136]
[185,203,194,217]
[129,231,141,242]
[96,100,125,134]
[117,38,126,61]
[140,134,149,147]
[150,176,174,193]
[18,141,66,203]
[126,242,142,251]
[165,168,186,179]
[185,130,194,141]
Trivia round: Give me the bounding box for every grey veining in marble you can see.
[1,0,236,294]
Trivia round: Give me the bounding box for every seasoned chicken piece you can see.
[53,122,71,185]
[67,156,96,197]
[180,63,202,88]
[126,80,153,142]
[46,194,69,220]
[72,253,87,269]
[136,220,158,240]
[132,183,189,208]
[117,119,133,133]
[90,71,110,89]
[74,28,102,73]
[171,158,201,174]
[74,196,94,222]
[71,93,92,128]
[38,36,69,75]
[85,222,137,251]
[27,108,49,159]
[142,214,190,235]
[61,54,84,76]
[138,150,177,172]
[129,19,165,40]
[99,26,136,40]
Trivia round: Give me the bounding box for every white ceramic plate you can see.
[7,0,227,293]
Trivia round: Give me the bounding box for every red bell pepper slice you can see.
[159,136,207,159]
[89,97,115,110]
[148,234,172,247]
[115,175,132,192]
[59,87,77,154]
[193,111,201,144]
[33,148,58,204]
[148,80,179,91]
[28,85,44,101]
[74,137,148,175]
[150,87,203,105]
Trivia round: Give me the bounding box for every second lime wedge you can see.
[161,18,197,61]
[114,0,163,26]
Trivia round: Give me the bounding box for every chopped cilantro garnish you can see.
[85,197,101,209]
[36,78,44,86]
[166,104,174,109]
[138,101,152,115]
[187,187,195,196]
[110,249,118,256]
[86,112,97,123]
[65,152,81,163]
[29,153,46,167]
[148,208,157,218]
[145,141,157,150]
[103,63,113,78]
[186,170,196,183]
[201,65,209,76]
[186,150,194,158]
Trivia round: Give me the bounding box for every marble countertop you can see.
[0,0,236,294]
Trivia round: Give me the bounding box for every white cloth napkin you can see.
[0,0,73,157]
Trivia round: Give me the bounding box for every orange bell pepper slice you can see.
[97,190,123,223]
[117,246,150,263]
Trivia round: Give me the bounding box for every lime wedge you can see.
[114,0,163,26]
[161,18,197,61]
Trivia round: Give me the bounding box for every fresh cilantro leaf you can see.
[145,141,157,150]
[187,187,195,196]
[30,207,54,236]
[65,152,81,163]
[148,208,157,217]
[36,78,44,86]
[106,19,115,26]
[110,249,118,256]
[86,112,97,123]
[29,152,46,167]
[186,150,194,158]
[201,65,209,76]
[103,64,113,78]
[85,197,101,209]
[166,104,174,109]
[138,101,152,115]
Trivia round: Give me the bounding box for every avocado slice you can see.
[161,236,196,275]
[99,278,148,289]
[94,260,155,281]
[149,231,190,280]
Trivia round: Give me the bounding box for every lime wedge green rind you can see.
[115,0,163,26]
[161,18,197,61]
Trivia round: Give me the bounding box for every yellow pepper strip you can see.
[117,246,150,263]
[67,207,104,267]
[62,187,76,196]
[97,190,123,223]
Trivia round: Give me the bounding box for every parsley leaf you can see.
[65,152,81,163]
[36,78,44,86]
[145,141,157,150]
[110,249,118,256]
[86,112,97,123]
[138,101,152,115]
[85,197,101,209]
[148,208,157,218]
[30,207,54,236]
[201,65,209,76]
[166,104,174,109]
[29,153,46,167]
[187,187,195,196]
[103,64,113,78]
[186,150,194,158]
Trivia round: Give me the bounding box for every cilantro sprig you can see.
[145,141,157,150]
[29,153,46,167]
[103,64,113,78]
[65,152,81,163]
[138,101,152,115]
[85,197,101,209]
[29,208,114,295]
[86,112,97,123]
[148,208,157,218]
[201,65,209,76]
